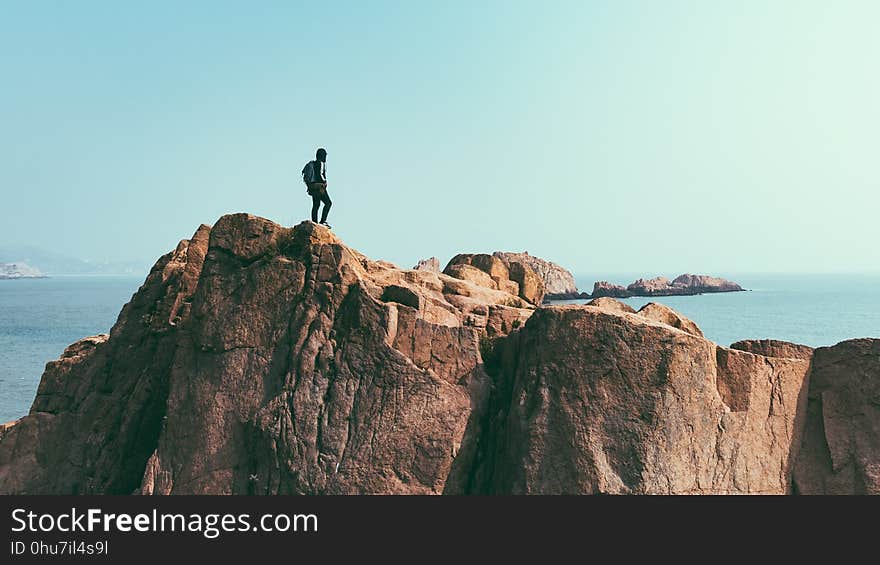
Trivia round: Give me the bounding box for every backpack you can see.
[301,160,317,184]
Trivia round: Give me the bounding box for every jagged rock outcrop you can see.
[628,276,672,295]
[591,281,630,298]
[670,274,744,294]
[0,214,876,495]
[591,274,745,298]
[0,215,535,494]
[444,254,545,306]
[793,339,880,494]
[492,252,578,299]
[413,257,440,273]
[628,274,744,296]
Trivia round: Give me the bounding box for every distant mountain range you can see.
[0,245,149,276]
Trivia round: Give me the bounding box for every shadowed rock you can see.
[793,339,880,494]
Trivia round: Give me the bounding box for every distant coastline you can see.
[589,274,745,299]
[0,262,47,280]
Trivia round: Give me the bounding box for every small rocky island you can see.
[591,274,744,298]
[0,262,46,279]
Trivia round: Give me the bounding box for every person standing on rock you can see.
[302,147,332,228]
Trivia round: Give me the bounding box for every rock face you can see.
[636,302,703,338]
[591,281,630,299]
[444,254,545,306]
[731,339,814,361]
[0,262,45,279]
[591,274,744,298]
[0,215,535,494]
[628,274,744,296]
[413,257,440,273]
[457,306,811,494]
[586,297,636,314]
[492,252,578,299]
[0,214,876,495]
[793,339,880,494]
[670,274,744,294]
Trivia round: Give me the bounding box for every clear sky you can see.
[2,1,878,275]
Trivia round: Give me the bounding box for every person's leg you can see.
[311,190,321,223]
[319,190,332,223]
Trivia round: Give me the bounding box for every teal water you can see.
[562,273,880,349]
[0,276,143,423]
[1,274,878,423]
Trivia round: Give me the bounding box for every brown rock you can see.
[0,214,534,495]
[443,253,542,305]
[485,305,532,337]
[636,302,703,338]
[793,339,880,494]
[413,257,440,273]
[591,281,631,299]
[493,251,578,297]
[617,274,745,297]
[507,262,545,306]
[730,339,814,361]
[586,297,636,314]
[627,276,672,295]
[469,254,510,283]
[457,305,811,494]
[0,212,874,496]
[671,274,744,293]
[444,263,498,290]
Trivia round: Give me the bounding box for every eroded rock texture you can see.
[793,339,880,494]
[0,215,533,494]
[0,216,876,495]
[456,304,812,494]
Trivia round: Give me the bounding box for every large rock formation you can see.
[792,339,880,494]
[444,254,545,306]
[0,216,876,495]
[493,252,579,299]
[628,274,744,296]
[0,215,535,494]
[669,274,744,294]
[454,302,811,494]
[591,281,630,299]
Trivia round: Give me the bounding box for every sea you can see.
[0,273,878,423]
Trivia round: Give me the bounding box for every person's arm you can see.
[320,161,327,184]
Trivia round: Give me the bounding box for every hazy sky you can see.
[2,1,878,275]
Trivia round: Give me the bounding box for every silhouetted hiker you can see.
[302,147,331,228]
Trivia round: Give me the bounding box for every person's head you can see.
[316,147,327,162]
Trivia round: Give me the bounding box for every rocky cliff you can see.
[0,214,876,494]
